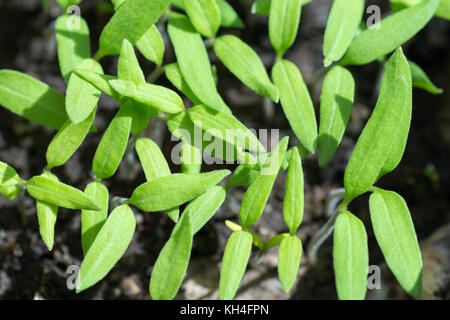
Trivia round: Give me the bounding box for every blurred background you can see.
[0,0,449,299]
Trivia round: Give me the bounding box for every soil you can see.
[0,0,449,300]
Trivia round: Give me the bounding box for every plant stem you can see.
[111,196,129,210]
[147,65,164,83]
[18,189,28,227]
[306,189,346,265]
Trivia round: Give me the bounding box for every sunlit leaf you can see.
[93,99,133,179]
[0,70,68,130]
[55,14,90,83]
[36,172,59,251]
[96,0,170,58]
[0,161,23,200]
[323,0,364,66]
[342,0,439,65]
[81,181,109,254]
[168,13,230,113]
[66,59,102,124]
[215,35,279,102]
[219,230,253,300]
[409,60,443,94]
[369,188,422,297]
[283,147,304,234]
[239,137,288,229]
[318,66,355,166]
[26,176,101,211]
[269,0,302,57]
[344,48,412,202]
[333,210,368,300]
[150,211,192,300]
[181,0,221,38]
[46,107,96,170]
[272,59,317,153]
[129,170,230,212]
[278,235,302,292]
[136,137,179,222]
[76,204,135,292]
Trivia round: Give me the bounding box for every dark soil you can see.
[0,0,449,300]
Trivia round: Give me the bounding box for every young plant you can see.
[0,0,446,300]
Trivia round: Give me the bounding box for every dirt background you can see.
[0,0,449,300]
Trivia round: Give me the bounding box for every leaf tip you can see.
[323,57,333,68]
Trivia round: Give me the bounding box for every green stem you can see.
[306,191,347,265]
[147,65,164,83]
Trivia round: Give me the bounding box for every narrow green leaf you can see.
[168,13,230,113]
[109,79,184,114]
[26,176,101,211]
[252,0,311,15]
[333,210,368,300]
[46,107,96,169]
[136,25,165,66]
[342,0,439,65]
[323,0,364,67]
[81,182,109,255]
[214,35,279,102]
[150,212,193,300]
[96,0,170,58]
[0,161,23,200]
[180,143,202,174]
[73,70,120,100]
[377,49,413,180]
[136,137,179,222]
[184,185,226,234]
[76,204,135,292]
[269,0,302,57]
[0,70,68,130]
[130,100,156,136]
[239,137,288,229]
[272,59,317,153]
[66,59,103,124]
[55,14,91,83]
[164,63,202,104]
[226,164,259,188]
[391,0,450,21]
[278,235,302,293]
[344,48,412,202]
[56,0,81,11]
[129,170,230,212]
[369,188,422,297]
[181,0,221,38]
[111,0,126,10]
[219,230,253,300]
[434,0,450,19]
[409,60,443,94]
[118,39,145,85]
[216,0,244,28]
[166,112,239,163]
[173,0,244,28]
[136,138,171,180]
[93,100,132,179]
[171,0,183,9]
[252,0,272,15]
[318,66,355,166]
[187,105,265,153]
[36,172,58,251]
[283,147,304,234]
[264,233,289,250]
